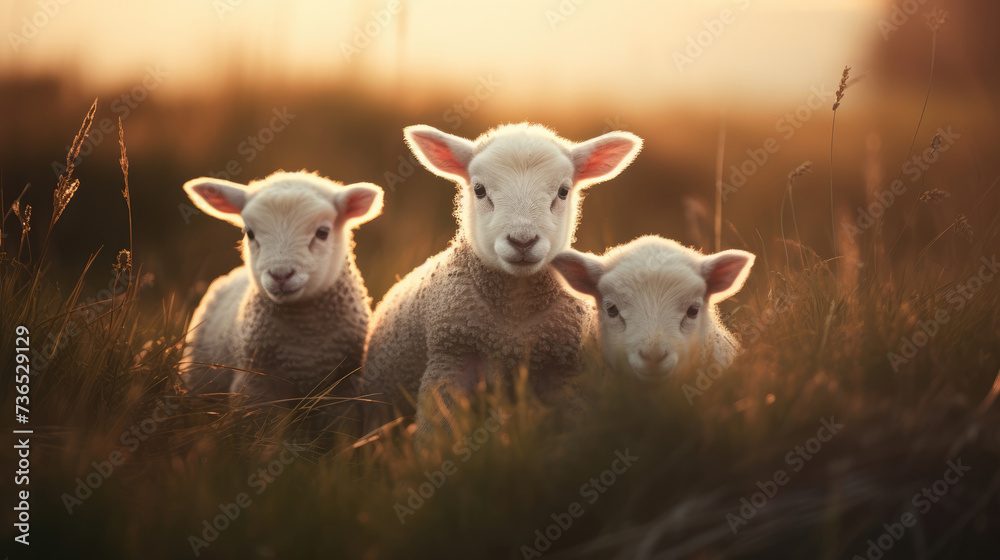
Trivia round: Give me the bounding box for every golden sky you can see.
[2,0,886,107]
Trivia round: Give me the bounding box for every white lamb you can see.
[362,123,643,437]
[180,170,384,405]
[550,236,755,380]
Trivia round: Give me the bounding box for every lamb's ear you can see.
[570,131,643,186]
[335,183,384,228]
[403,125,474,185]
[183,178,248,227]
[550,250,604,298]
[702,250,755,302]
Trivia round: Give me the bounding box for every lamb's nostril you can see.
[507,235,539,253]
[268,269,295,283]
[639,349,668,365]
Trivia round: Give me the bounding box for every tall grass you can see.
[830,65,850,264]
[3,61,1000,560]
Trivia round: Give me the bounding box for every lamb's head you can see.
[552,237,754,381]
[183,171,383,303]
[404,123,642,276]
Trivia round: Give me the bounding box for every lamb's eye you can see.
[245,229,255,241]
[606,304,619,318]
[686,305,700,319]
[474,183,487,199]
[557,186,569,200]
[315,228,330,240]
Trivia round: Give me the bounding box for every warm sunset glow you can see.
[4,0,999,558]
[3,0,886,106]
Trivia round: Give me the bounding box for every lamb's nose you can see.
[639,348,668,366]
[507,235,539,253]
[268,269,295,286]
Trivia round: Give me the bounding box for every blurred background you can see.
[1,0,997,305]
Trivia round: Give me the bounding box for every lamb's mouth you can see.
[633,369,673,382]
[269,286,303,298]
[503,257,542,266]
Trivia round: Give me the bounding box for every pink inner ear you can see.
[194,185,242,214]
[574,138,636,183]
[341,190,378,220]
[410,132,470,182]
[705,254,750,295]
[551,256,601,298]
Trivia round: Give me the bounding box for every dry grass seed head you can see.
[13,200,31,236]
[930,133,943,152]
[118,117,130,204]
[115,249,133,274]
[787,161,813,186]
[918,189,950,204]
[954,214,974,244]
[53,99,98,225]
[926,8,948,33]
[833,66,851,111]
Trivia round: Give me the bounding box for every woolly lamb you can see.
[180,171,384,405]
[551,236,754,381]
[362,123,642,436]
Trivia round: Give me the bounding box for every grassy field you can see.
[3,52,1000,560]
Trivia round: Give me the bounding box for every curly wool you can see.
[705,318,740,366]
[362,239,592,422]
[182,255,371,400]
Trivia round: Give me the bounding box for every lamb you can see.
[362,123,642,437]
[550,236,754,381]
[179,170,384,409]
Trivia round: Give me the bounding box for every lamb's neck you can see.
[454,240,564,318]
[238,259,367,385]
[248,259,364,323]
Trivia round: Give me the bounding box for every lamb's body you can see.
[182,267,249,393]
[361,123,641,436]
[701,313,741,367]
[178,170,384,405]
[364,241,592,419]
[184,258,370,400]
